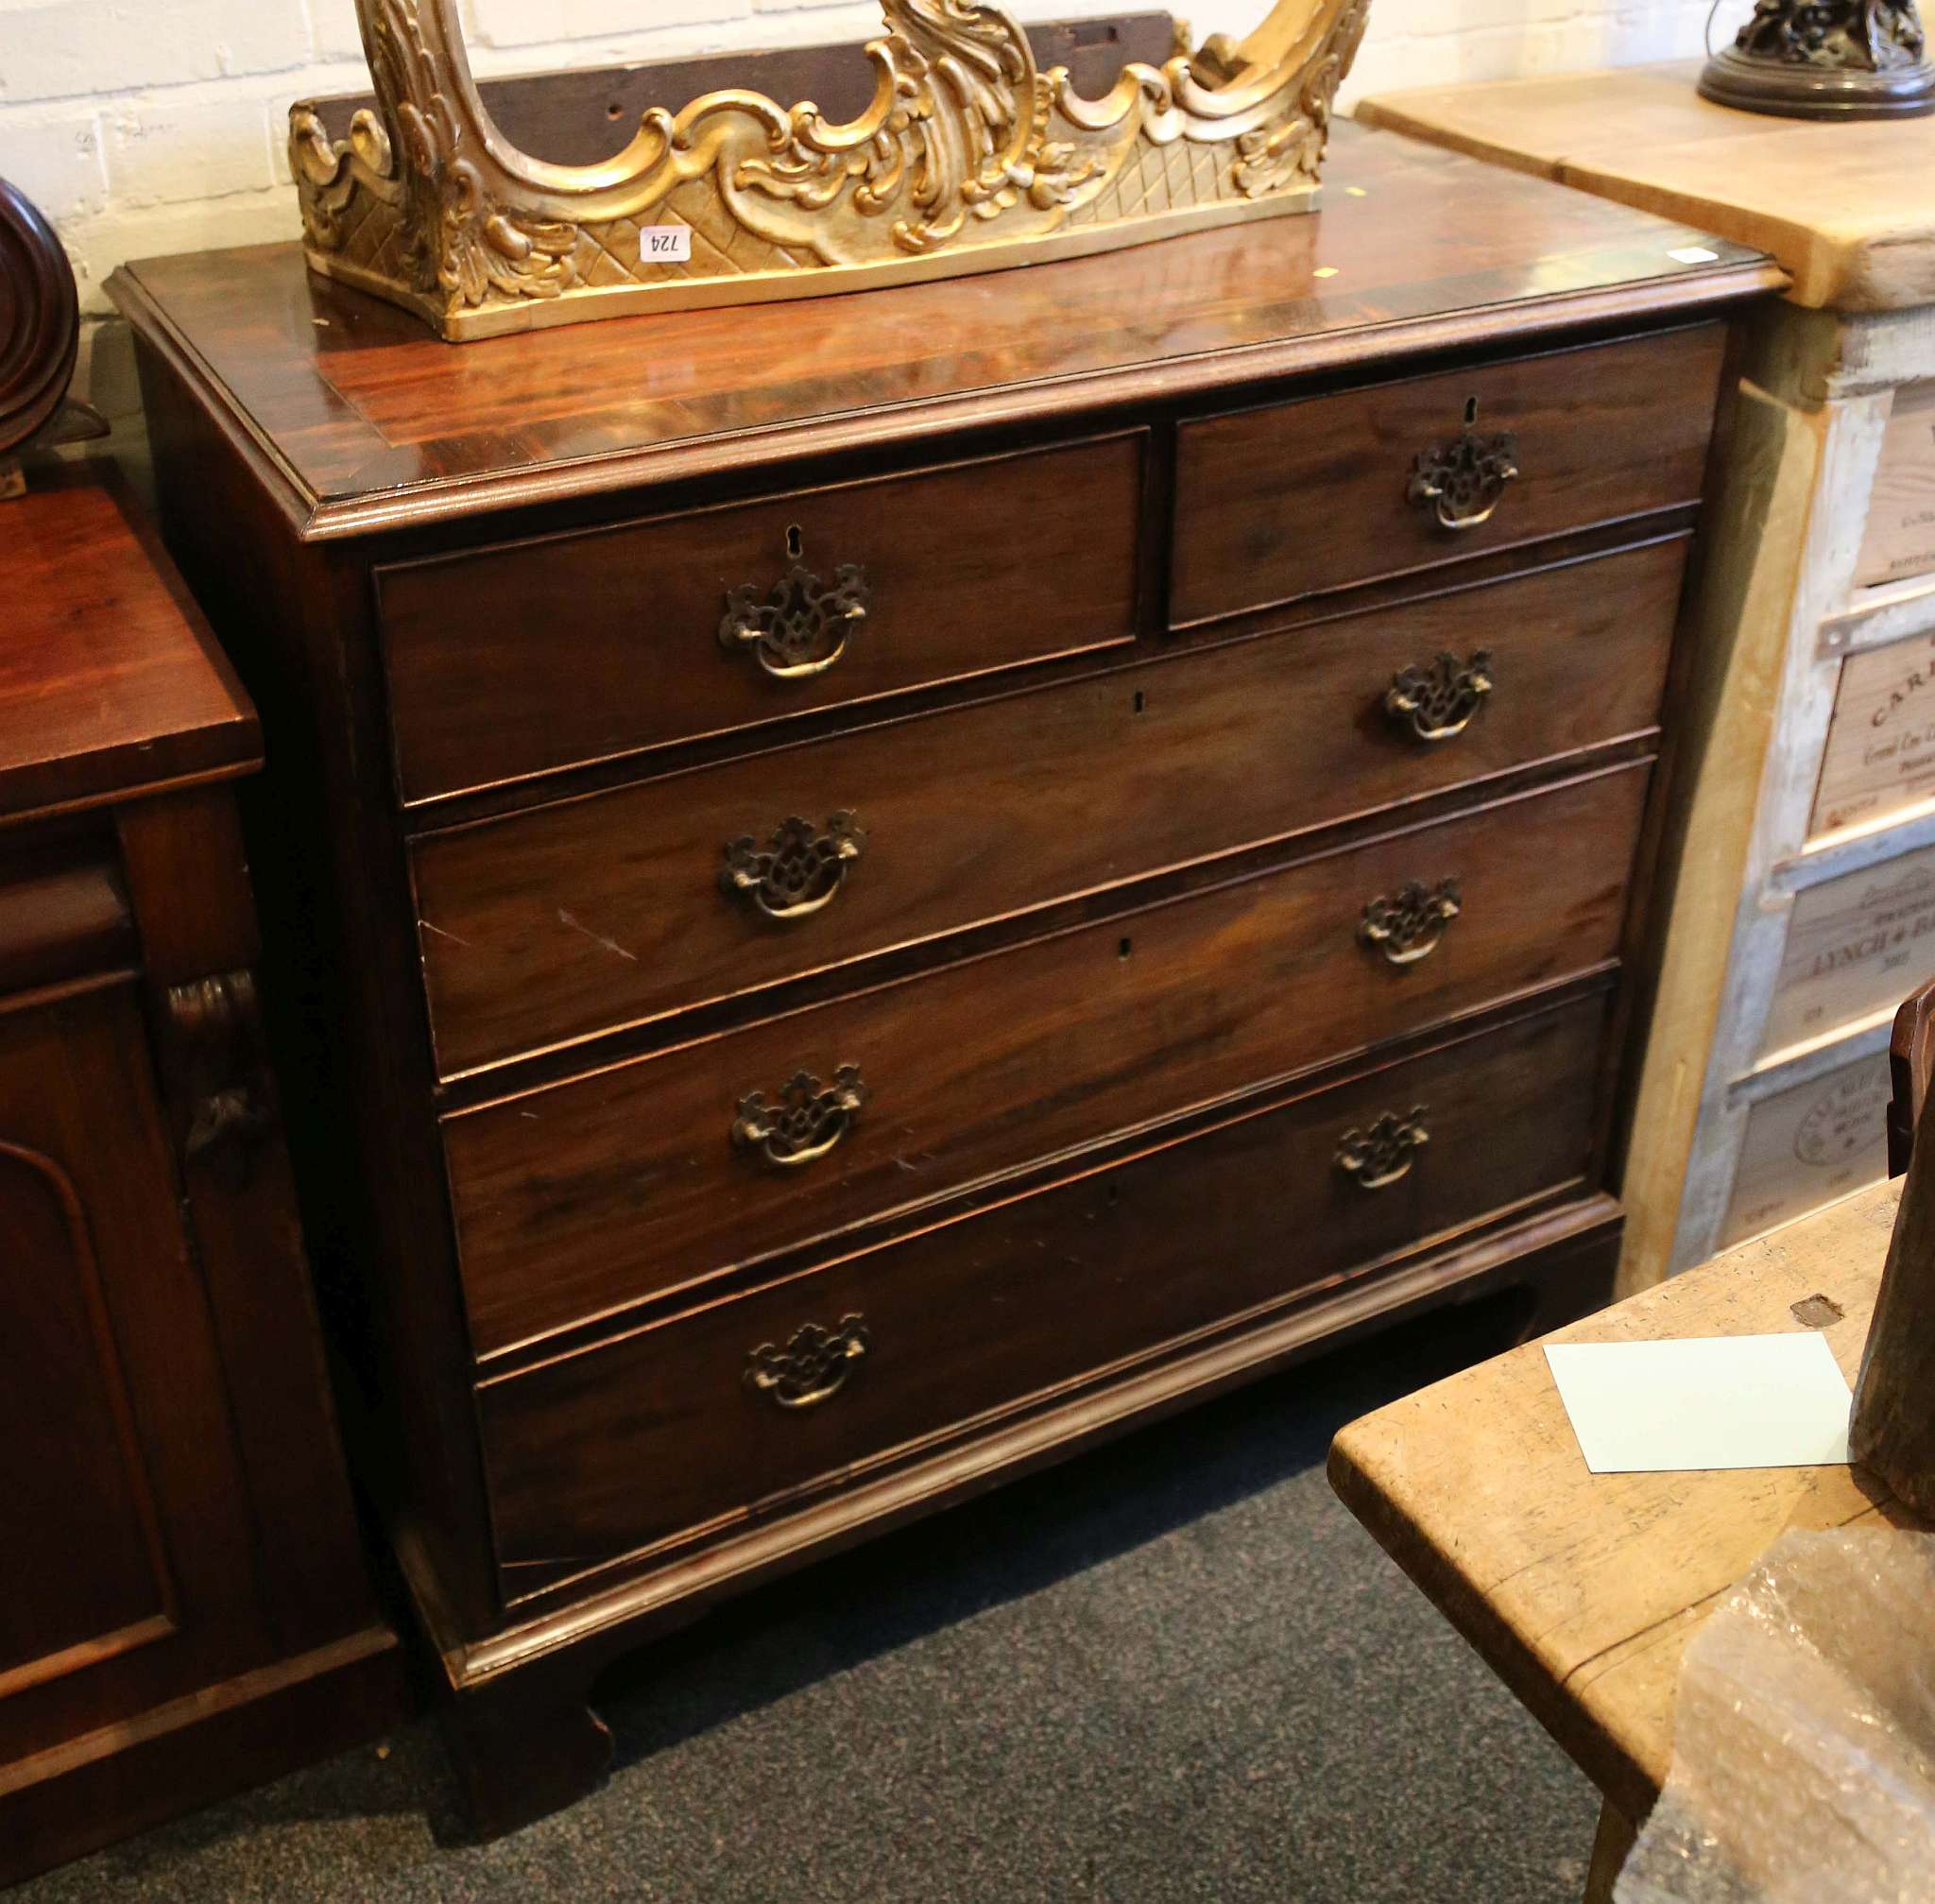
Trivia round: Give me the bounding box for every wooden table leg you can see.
[1584,1796,1637,1904]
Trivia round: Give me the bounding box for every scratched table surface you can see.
[1328,1178,1922,1824]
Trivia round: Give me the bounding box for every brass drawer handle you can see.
[1407,409,1519,532]
[732,1066,870,1168]
[722,813,866,922]
[745,1313,871,1410]
[1336,1108,1430,1192]
[1386,651,1493,744]
[1361,879,1461,967]
[719,532,871,680]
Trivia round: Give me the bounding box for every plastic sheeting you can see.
[1617,1528,1935,1903]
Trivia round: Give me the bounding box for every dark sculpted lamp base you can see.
[1699,0,1935,118]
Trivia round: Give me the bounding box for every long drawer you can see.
[414,539,1687,1077]
[1171,326,1724,626]
[445,763,1650,1358]
[478,989,1612,1590]
[380,434,1146,804]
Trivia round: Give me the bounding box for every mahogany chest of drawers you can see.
[110,122,1781,1833]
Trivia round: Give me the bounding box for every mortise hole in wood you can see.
[785,523,804,560]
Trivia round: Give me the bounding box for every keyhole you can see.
[786,523,804,560]
[1463,396,1479,427]
[1119,936,1133,960]
[1133,691,1146,715]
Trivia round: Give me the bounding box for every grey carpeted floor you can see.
[17,1297,1598,1904]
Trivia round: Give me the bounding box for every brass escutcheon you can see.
[745,1313,871,1410]
[722,812,866,922]
[1335,1107,1430,1191]
[1360,879,1462,967]
[731,1066,870,1168]
[1385,651,1494,744]
[719,533,870,679]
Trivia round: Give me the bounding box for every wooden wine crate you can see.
[1810,630,1935,839]
[1856,382,1935,589]
[1720,1046,1892,1249]
[1760,839,1935,1057]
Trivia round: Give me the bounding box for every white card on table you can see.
[1543,1332,1853,1475]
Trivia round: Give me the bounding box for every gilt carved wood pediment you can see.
[289,2,1368,338]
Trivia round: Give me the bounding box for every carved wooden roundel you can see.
[0,177,80,457]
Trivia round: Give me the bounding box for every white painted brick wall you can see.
[0,0,1747,404]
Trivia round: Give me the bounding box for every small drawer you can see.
[477,990,1611,1590]
[444,763,1649,1358]
[414,539,1686,1077]
[1170,326,1725,627]
[380,435,1145,804]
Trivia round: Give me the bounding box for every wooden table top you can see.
[1328,1180,1924,1823]
[1356,61,1935,313]
[0,463,257,824]
[106,121,1780,543]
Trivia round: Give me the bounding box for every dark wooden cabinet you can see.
[109,121,1783,1837]
[0,469,401,1886]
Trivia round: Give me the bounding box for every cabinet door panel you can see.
[0,986,264,1749]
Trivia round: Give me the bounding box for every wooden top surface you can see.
[1356,62,1935,313]
[106,123,1779,543]
[0,463,258,823]
[1328,1180,1924,1822]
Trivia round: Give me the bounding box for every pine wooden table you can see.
[1328,1178,1924,1901]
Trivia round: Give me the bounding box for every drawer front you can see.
[1171,326,1724,626]
[416,539,1686,1077]
[479,991,1611,1587]
[446,763,1649,1357]
[381,435,1145,803]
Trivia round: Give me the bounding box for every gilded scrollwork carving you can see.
[722,813,867,922]
[745,1313,872,1410]
[289,0,1367,338]
[1360,879,1462,967]
[732,1067,871,1168]
[1335,1107,1430,1191]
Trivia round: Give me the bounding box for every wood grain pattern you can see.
[381,434,1145,803]
[415,539,1686,1077]
[1172,327,1724,625]
[0,466,257,823]
[481,992,1611,1586]
[447,764,1650,1358]
[1329,1176,1917,1824]
[107,124,1780,540]
[1356,60,1934,312]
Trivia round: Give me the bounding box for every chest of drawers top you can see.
[113,124,1776,550]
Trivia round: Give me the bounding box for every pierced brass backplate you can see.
[1335,1107,1430,1191]
[719,538,870,679]
[745,1313,871,1410]
[1386,651,1494,744]
[722,812,866,922]
[1407,418,1519,531]
[1360,879,1462,967]
[731,1066,870,1168]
